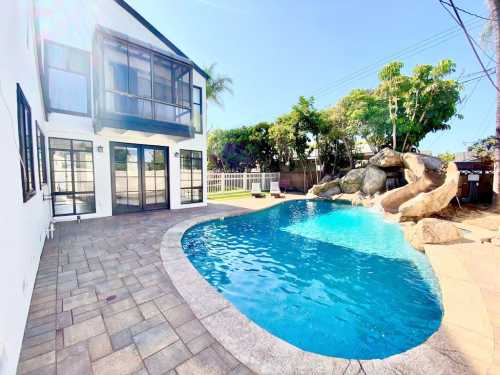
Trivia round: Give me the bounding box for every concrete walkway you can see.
[17,203,255,375]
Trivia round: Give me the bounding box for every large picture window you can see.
[17,84,36,202]
[102,35,193,126]
[49,138,95,216]
[36,122,48,188]
[193,86,202,134]
[45,40,91,116]
[180,150,203,204]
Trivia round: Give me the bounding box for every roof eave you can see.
[114,0,209,80]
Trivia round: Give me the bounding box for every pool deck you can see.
[18,194,500,374]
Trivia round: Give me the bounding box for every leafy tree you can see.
[437,152,455,163]
[207,129,227,170]
[341,89,390,152]
[468,135,495,163]
[204,63,233,107]
[290,97,325,182]
[221,127,255,171]
[376,60,461,151]
[324,100,358,169]
[377,61,410,150]
[207,124,278,172]
[248,122,278,172]
[269,113,296,168]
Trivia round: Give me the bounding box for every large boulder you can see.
[399,162,459,220]
[361,166,387,195]
[340,168,366,193]
[319,174,334,184]
[402,153,426,182]
[319,184,341,198]
[402,153,444,183]
[307,178,341,197]
[404,218,463,251]
[369,148,403,168]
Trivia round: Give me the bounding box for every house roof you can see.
[114,0,209,80]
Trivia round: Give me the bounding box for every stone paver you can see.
[92,345,143,375]
[17,203,250,375]
[103,307,143,335]
[133,322,179,358]
[144,341,191,375]
[176,347,231,375]
[63,315,106,347]
[88,333,113,361]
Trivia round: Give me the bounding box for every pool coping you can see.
[161,200,492,374]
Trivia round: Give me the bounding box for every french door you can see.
[110,142,169,214]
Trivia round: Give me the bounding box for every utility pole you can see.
[487,0,500,210]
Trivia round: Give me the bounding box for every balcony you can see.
[93,29,195,138]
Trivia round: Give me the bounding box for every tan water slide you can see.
[381,154,459,220]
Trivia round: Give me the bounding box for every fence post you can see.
[221,173,225,192]
[243,173,247,191]
[261,173,266,191]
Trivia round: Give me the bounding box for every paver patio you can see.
[18,194,499,374]
[17,202,255,375]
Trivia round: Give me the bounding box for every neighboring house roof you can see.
[114,0,209,80]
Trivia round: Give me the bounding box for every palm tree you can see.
[204,63,233,107]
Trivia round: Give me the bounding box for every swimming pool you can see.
[181,200,442,359]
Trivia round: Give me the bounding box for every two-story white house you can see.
[0,1,208,373]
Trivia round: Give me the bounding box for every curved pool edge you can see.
[161,202,492,374]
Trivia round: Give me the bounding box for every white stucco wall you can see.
[0,1,52,374]
[0,1,208,373]
[36,0,208,221]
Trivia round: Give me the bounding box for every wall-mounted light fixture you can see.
[174,151,180,158]
[97,145,104,153]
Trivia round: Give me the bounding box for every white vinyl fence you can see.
[208,172,280,193]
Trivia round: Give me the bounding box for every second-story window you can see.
[45,41,91,116]
[193,86,202,133]
[102,35,192,126]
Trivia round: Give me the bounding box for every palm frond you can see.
[204,62,233,108]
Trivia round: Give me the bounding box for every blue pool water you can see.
[182,200,442,359]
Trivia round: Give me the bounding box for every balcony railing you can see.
[104,90,191,126]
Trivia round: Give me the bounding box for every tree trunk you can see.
[302,161,306,193]
[392,119,397,150]
[488,0,500,210]
[314,135,320,183]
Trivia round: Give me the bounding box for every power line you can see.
[312,19,480,97]
[440,0,494,21]
[426,60,494,148]
[439,0,500,92]
[460,69,496,84]
[310,18,483,100]
[477,100,496,137]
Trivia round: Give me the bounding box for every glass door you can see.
[49,138,96,216]
[111,142,168,214]
[143,146,167,210]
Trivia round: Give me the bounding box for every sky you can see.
[127,0,495,154]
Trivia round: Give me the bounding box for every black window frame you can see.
[36,122,48,189]
[94,30,194,129]
[49,137,96,217]
[44,40,92,117]
[17,84,36,202]
[193,85,202,134]
[180,149,203,204]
